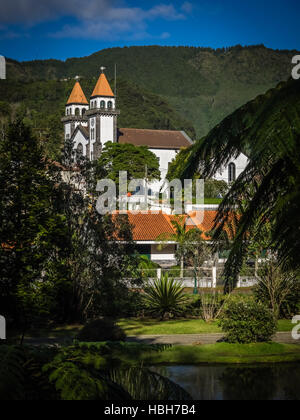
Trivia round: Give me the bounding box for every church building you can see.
[62,68,247,188]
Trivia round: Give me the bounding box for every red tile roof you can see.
[114,210,220,242]
[118,128,192,149]
[126,212,175,241]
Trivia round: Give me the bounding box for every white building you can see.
[62,69,248,186]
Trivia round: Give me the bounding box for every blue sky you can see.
[0,0,299,62]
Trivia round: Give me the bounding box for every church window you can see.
[228,163,236,183]
[76,143,83,161]
[82,109,86,115]
[100,100,105,109]
[108,101,112,109]
[75,108,80,116]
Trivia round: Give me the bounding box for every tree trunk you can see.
[180,257,184,279]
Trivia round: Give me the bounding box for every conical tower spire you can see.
[67,80,88,105]
[91,68,114,98]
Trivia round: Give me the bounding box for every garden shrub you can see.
[143,274,188,320]
[219,296,277,343]
[253,266,300,319]
[77,318,126,342]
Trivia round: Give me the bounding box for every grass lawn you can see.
[118,318,221,335]
[203,198,223,205]
[140,342,300,365]
[8,318,296,343]
[118,318,296,336]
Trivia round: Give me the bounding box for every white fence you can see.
[138,268,257,288]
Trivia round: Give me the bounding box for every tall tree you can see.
[0,121,59,331]
[48,140,139,321]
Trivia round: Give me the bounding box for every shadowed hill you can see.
[0,76,195,160]
[5,44,299,137]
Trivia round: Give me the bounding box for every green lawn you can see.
[141,342,300,365]
[118,318,296,336]
[8,318,296,343]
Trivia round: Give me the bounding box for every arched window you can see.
[228,163,236,183]
[76,143,83,161]
[100,100,105,109]
[75,108,80,116]
[82,108,86,115]
[107,101,112,109]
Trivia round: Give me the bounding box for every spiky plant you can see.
[143,274,188,320]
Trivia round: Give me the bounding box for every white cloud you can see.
[0,1,189,41]
[181,2,193,14]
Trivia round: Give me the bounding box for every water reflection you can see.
[153,364,300,400]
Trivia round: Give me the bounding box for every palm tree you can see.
[156,215,204,278]
[174,78,300,291]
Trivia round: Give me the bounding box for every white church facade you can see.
[62,69,248,190]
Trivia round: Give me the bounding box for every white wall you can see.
[148,148,178,194]
[150,244,176,262]
[90,97,116,109]
[66,104,88,116]
[73,131,88,156]
[101,115,114,145]
[213,153,248,183]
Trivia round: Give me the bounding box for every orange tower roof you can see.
[67,81,88,105]
[91,72,114,98]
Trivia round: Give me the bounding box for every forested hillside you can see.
[0,77,195,159]
[5,44,298,137]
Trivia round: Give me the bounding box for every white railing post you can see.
[237,276,241,288]
[212,266,217,288]
[157,268,162,280]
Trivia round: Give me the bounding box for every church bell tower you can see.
[86,67,120,160]
[62,77,89,143]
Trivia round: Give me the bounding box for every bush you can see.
[77,318,126,342]
[219,297,276,343]
[253,262,300,319]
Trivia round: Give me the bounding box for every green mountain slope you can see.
[5,45,298,138]
[0,77,195,159]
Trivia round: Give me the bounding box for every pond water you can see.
[153,364,300,400]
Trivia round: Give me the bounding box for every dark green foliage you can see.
[97,141,160,184]
[77,318,126,343]
[143,274,188,320]
[0,121,61,331]
[0,343,191,400]
[6,44,297,138]
[253,262,300,319]
[219,297,277,344]
[0,76,195,160]
[205,179,229,198]
[0,346,26,400]
[0,345,57,400]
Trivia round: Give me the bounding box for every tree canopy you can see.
[97,142,160,184]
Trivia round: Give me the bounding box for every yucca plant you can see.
[143,274,188,320]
